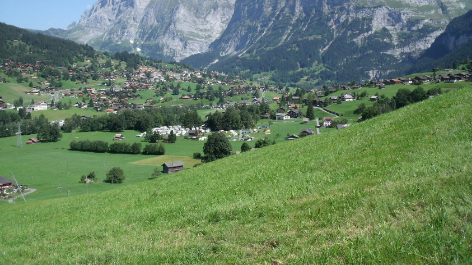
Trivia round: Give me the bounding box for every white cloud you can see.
[48,22,54,28]
[87,4,92,9]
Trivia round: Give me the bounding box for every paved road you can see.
[8,189,37,203]
[315,117,321,135]
[315,106,339,117]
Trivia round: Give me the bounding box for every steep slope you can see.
[410,9,472,73]
[2,86,472,263]
[184,0,472,83]
[0,23,96,66]
[44,0,235,61]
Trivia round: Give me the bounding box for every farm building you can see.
[300,128,315,136]
[114,134,125,141]
[0,176,13,187]
[27,138,40,144]
[162,161,184,174]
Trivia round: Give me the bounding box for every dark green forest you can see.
[409,10,472,74]
[0,23,96,66]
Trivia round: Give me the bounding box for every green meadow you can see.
[1,85,471,263]
[0,117,320,201]
[321,81,470,121]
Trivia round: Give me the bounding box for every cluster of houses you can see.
[376,73,471,87]
[0,175,29,200]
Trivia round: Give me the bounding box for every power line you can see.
[11,172,26,202]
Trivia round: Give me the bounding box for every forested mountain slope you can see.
[410,9,472,73]
[0,23,95,66]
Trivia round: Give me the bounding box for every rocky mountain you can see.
[183,0,472,84]
[44,0,235,61]
[409,9,472,73]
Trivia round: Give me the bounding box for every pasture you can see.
[0,116,324,202]
[1,86,471,264]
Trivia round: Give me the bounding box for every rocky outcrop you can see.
[60,0,235,61]
[184,0,472,82]
[409,9,472,73]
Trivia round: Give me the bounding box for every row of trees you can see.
[69,140,165,155]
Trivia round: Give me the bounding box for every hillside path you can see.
[315,118,321,135]
[8,189,37,203]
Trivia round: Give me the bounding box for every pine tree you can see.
[168,130,176,143]
[306,103,315,120]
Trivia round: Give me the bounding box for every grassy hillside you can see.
[1,86,471,263]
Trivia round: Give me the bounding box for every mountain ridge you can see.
[184,0,472,83]
[43,0,235,61]
[409,9,472,72]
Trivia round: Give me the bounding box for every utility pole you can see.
[86,174,88,194]
[103,163,106,179]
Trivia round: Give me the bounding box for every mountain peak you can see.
[62,0,236,61]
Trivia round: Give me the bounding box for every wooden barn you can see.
[162,161,184,174]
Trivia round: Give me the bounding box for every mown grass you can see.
[1,86,471,263]
[0,119,311,201]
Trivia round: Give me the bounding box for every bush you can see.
[193,152,202,159]
[241,142,251,152]
[105,167,125,184]
[255,138,273,148]
[79,172,98,183]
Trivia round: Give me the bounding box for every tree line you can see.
[63,106,204,134]
[0,23,95,67]
[69,140,165,155]
[205,103,271,131]
[358,86,443,120]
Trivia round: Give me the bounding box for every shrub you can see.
[79,171,98,183]
[241,142,251,152]
[105,167,125,184]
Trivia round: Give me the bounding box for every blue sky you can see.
[0,0,97,30]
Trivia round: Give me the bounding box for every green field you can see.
[1,85,470,263]
[0,117,321,201]
[322,81,470,121]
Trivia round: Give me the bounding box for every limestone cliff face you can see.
[409,9,472,73]
[66,0,235,61]
[44,0,471,81]
[184,0,471,81]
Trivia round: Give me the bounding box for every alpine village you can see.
[1,0,472,263]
